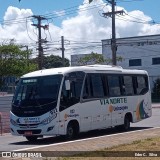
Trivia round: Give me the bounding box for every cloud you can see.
[1,0,160,59]
[60,0,160,57]
[4,6,32,21]
[53,10,65,17]
[0,6,34,44]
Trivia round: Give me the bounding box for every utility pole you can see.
[103,0,124,65]
[61,36,65,67]
[32,15,47,70]
[26,45,29,67]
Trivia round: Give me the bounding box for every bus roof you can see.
[22,65,148,78]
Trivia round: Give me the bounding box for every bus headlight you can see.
[10,119,17,126]
[41,116,54,125]
[40,112,57,125]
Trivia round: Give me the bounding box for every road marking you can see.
[13,127,160,152]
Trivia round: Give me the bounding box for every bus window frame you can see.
[81,73,149,103]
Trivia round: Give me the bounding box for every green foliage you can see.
[43,55,70,69]
[0,44,37,88]
[152,78,160,102]
[78,52,123,65]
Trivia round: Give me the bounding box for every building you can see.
[71,34,160,92]
[102,34,160,89]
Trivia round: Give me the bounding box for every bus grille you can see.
[18,124,39,128]
[17,129,41,134]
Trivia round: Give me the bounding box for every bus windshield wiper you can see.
[34,100,57,108]
[12,103,22,108]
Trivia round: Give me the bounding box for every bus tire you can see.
[66,122,78,140]
[116,115,130,131]
[26,136,38,142]
[123,115,130,131]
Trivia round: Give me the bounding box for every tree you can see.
[0,44,37,88]
[42,55,70,69]
[78,52,123,65]
[152,78,160,102]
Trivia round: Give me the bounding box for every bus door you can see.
[98,100,112,129]
[59,71,85,134]
[107,75,124,126]
[79,102,92,132]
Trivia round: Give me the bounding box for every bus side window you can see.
[123,76,134,96]
[83,76,90,99]
[90,74,105,98]
[60,72,85,111]
[60,82,69,111]
[108,75,121,97]
[136,76,148,95]
[82,73,107,99]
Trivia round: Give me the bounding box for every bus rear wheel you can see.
[26,136,38,142]
[116,116,130,131]
[123,116,130,131]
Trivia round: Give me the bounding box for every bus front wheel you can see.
[26,136,38,142]
[66,122,79,140]
[66,123,75,139]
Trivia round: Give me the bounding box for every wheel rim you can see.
[124,118,130,130]
[67,126,74,138]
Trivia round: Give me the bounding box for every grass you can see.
[42,137,160,160]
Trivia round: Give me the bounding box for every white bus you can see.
[10,65,152,141]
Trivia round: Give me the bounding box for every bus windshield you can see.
[12,75,62,109]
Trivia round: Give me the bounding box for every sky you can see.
[0,0,160,59]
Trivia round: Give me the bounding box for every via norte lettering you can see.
[100,98,127,105]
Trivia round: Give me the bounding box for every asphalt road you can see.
[0,108,159,151]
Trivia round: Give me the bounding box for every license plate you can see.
[24,131,32,136]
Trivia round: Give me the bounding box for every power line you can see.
[0,3,105,26]
[41,3,105,19]
[116,14,156,25]
[26,18,37,42]
[0,0,144,25]
[0,0,159,34]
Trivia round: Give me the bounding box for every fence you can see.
[0,95,12,135]
[0,112,10,135]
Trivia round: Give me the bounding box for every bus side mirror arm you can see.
[15,79,19,85]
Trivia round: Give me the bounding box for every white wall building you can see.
[102,34,160,89]
[71,34,160,90]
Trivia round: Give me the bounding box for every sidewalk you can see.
[25,127,160,152]
[2,128,160,160]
